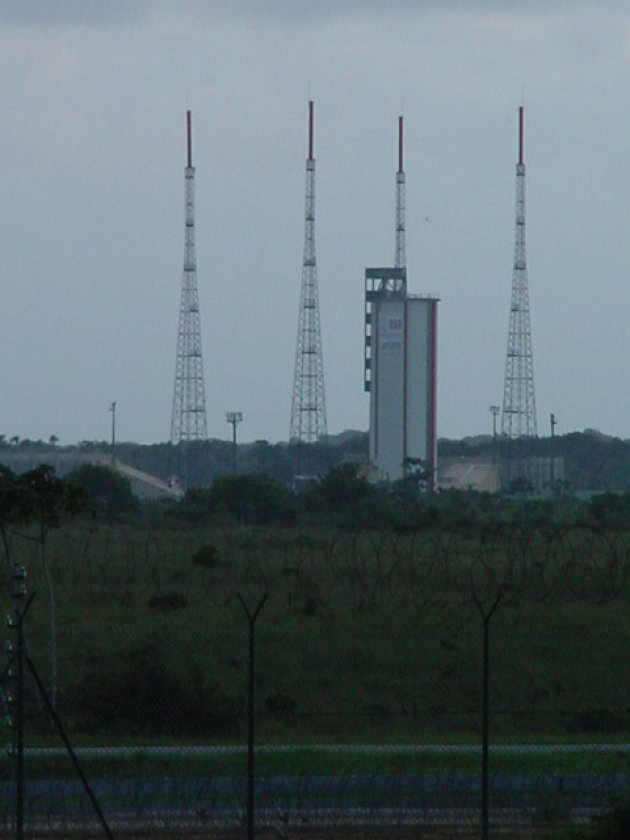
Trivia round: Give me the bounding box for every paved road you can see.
[2,745,628,832]
[23,741,630,758]
[1,768,628,830]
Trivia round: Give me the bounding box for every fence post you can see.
[473,591,502,840]
[238,593,269,840]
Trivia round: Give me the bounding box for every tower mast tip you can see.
[518,105,524,165]
[308,100,314,161]
[186,110,192,168]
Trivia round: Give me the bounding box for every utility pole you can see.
[226,411,243,475]
[490,405,500,466]
[110,401,116,463]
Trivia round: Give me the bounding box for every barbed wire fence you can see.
[3,520,630,835]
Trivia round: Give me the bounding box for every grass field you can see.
[2,518,630,748]
[14,743,630,780]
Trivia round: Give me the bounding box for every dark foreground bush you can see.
[67,463,139,519]
[557,802,630,840]
[73,651,239,738]
[191,542,222,569]
[182,474,298,525]
[590,802,630,839]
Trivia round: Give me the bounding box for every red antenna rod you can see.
[187,110,192,168]
[518,105,524,165]
[308,100,314,161]
[398,116,403,173]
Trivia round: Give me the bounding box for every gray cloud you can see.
[1,1,623,30]
[165,0,627,24]
[0,0,151,28]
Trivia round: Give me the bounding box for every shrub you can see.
[590,802,630,838]
[192,542,221,569]
[207,474,298,525]
[67,464,138,519]
[148,592,187,611]
[73,649,239,737]
[264,691,297,716]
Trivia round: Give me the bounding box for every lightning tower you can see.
[170,110,208,445]
[395,115,406,269]
[290,100,327,443]
[501,106,537,440]
[365,115,438,487]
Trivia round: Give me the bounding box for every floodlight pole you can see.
[238,592,269,840]
[110,401,117,463]
[490,405,500,465]
[226,411,243,475]
[550,413,558,487]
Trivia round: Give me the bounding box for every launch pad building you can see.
[364,268,438,487]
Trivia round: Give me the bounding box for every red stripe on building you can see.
[428,301,437,491]
[403,298,408,476]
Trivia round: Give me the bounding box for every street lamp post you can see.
[226,411,243,475]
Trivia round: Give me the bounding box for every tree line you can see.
[6,428,630,491]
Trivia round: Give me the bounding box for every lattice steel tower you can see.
[501,105,537,439]
[170,110,208,444]
[395,115,406,269]
[290,100,327,443]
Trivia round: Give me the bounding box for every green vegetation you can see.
[3,464,630,834]
[18,744,630,782]
[3,461,630,752]
[67,462,139,518]
[0,508,629,746]
[183,473,299,525]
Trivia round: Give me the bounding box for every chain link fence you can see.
[3,742,630,835]
[2,522,630,836]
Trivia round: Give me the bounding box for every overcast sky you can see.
[1,1,629,445]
